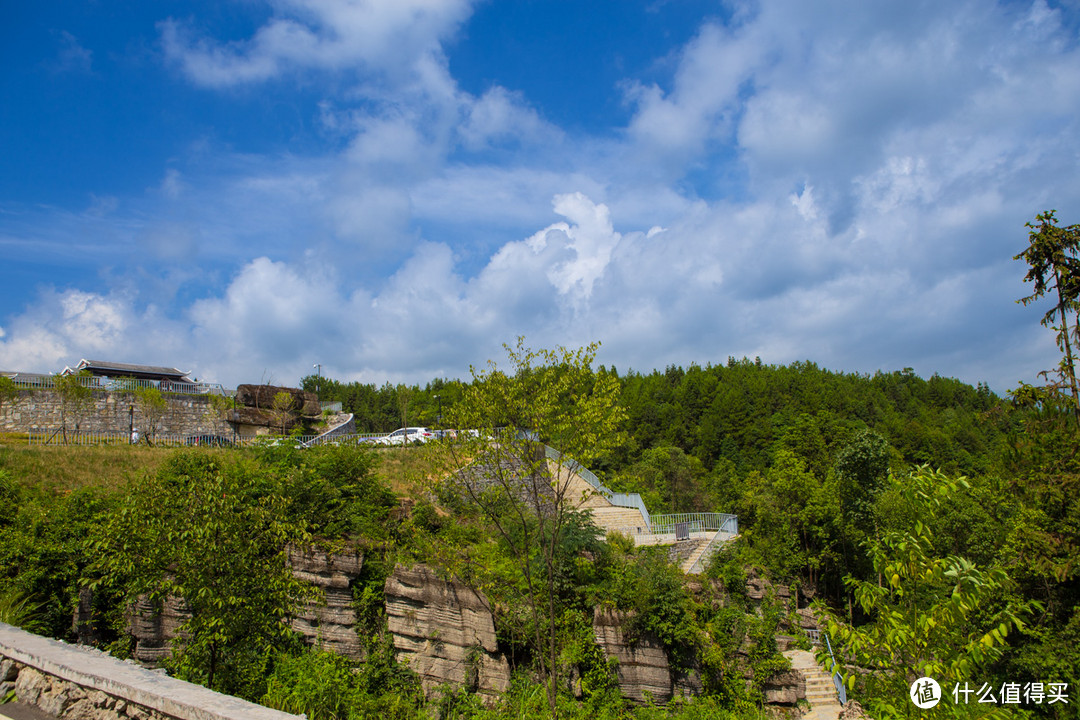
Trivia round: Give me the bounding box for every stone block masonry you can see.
[0,390,231,437]
[0,622,300,720]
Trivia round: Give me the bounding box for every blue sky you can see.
[2,0,1079,391]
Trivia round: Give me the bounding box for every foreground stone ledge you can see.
[0,623,299,720]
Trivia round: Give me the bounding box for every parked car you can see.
[376,427,435,445]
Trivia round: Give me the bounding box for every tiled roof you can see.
[74,359,191,379]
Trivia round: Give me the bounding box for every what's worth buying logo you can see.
[910,677,942,709]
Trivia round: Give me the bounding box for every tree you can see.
[134,387,169,444]
[438,339,625,717]
[91,453,310,696]
[54,371,93,443]
[0,376,20,426]
[395,383,412,428]
[823,467,1039,720]
[1015,210,1080,419]
[271,391,295,435]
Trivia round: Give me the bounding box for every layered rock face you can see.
[592,607,701,704]
[234,385,320,416]
[384,565,511,702]
[288,545,366,660]
[126,596,191,666]
[118,550,814,710]
[125,545,368,664]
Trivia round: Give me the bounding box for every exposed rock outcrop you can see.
[592,608,675,704]
[235,385,320,417]
[287,545,366,660]
[124,545,368,665]
[384,564,510,702]
[126,596,191,665]
[228,384,322,435]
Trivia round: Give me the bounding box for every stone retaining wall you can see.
[0,390,231,437]
[0,622,299,720]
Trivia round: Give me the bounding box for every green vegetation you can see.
[3,213,1079,718]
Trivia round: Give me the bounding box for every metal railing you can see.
[544,445,652,526]
[649,512,738,535]
[6,374,231,396]
[25,428,399,448]
[825,633,848,705]
[607,492,652,528]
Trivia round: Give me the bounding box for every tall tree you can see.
[438,339,625,717]
[1015,210,1080,418]
[134,387,169,444]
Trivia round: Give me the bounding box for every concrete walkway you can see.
[784,649,843,720]
[0,702,56,720]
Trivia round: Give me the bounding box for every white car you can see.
[377,427,435,445]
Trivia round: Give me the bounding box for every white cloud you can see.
[6,0,1080,396]
[160,0,475,88]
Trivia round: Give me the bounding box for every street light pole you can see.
[313,363,321,396]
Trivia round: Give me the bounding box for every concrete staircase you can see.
[784,649,843,720]
[588,505,651,533]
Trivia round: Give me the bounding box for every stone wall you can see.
[0,389,231,437]
[0,622,299,720]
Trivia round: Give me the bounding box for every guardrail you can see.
[825,632,848,704]
[544,445,652,526]
[649,512,738,535]
[25,429,394,447]
[5,374,231,396]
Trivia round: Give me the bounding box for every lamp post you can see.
[313,363,321,396]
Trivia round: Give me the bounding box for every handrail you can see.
[649,512,738,535]
[825,632,848,705]
[544,445,652,527]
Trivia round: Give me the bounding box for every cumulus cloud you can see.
[160,0,475,87]
[5,0,1080,395]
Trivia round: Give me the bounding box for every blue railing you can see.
[825,633,848,705]
[544,446,652,526]
[649,512,738,535]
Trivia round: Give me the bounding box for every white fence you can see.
[6,374,231,396]
[25,429,392,447]
[649,512,738,535]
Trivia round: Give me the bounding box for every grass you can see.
[0,438,444,498]
[0,442,215,495]
[371,444,448,496]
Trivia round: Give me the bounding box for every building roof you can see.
[67,359,192,381]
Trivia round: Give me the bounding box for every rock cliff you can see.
[384,564,511,702]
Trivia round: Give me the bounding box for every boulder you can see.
[235,385,320,417]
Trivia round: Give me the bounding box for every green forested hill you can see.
[613,358,1001,479]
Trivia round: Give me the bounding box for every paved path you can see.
[784,649,843,720]
[0,702,55,720]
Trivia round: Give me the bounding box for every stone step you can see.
[801,704,843,720]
